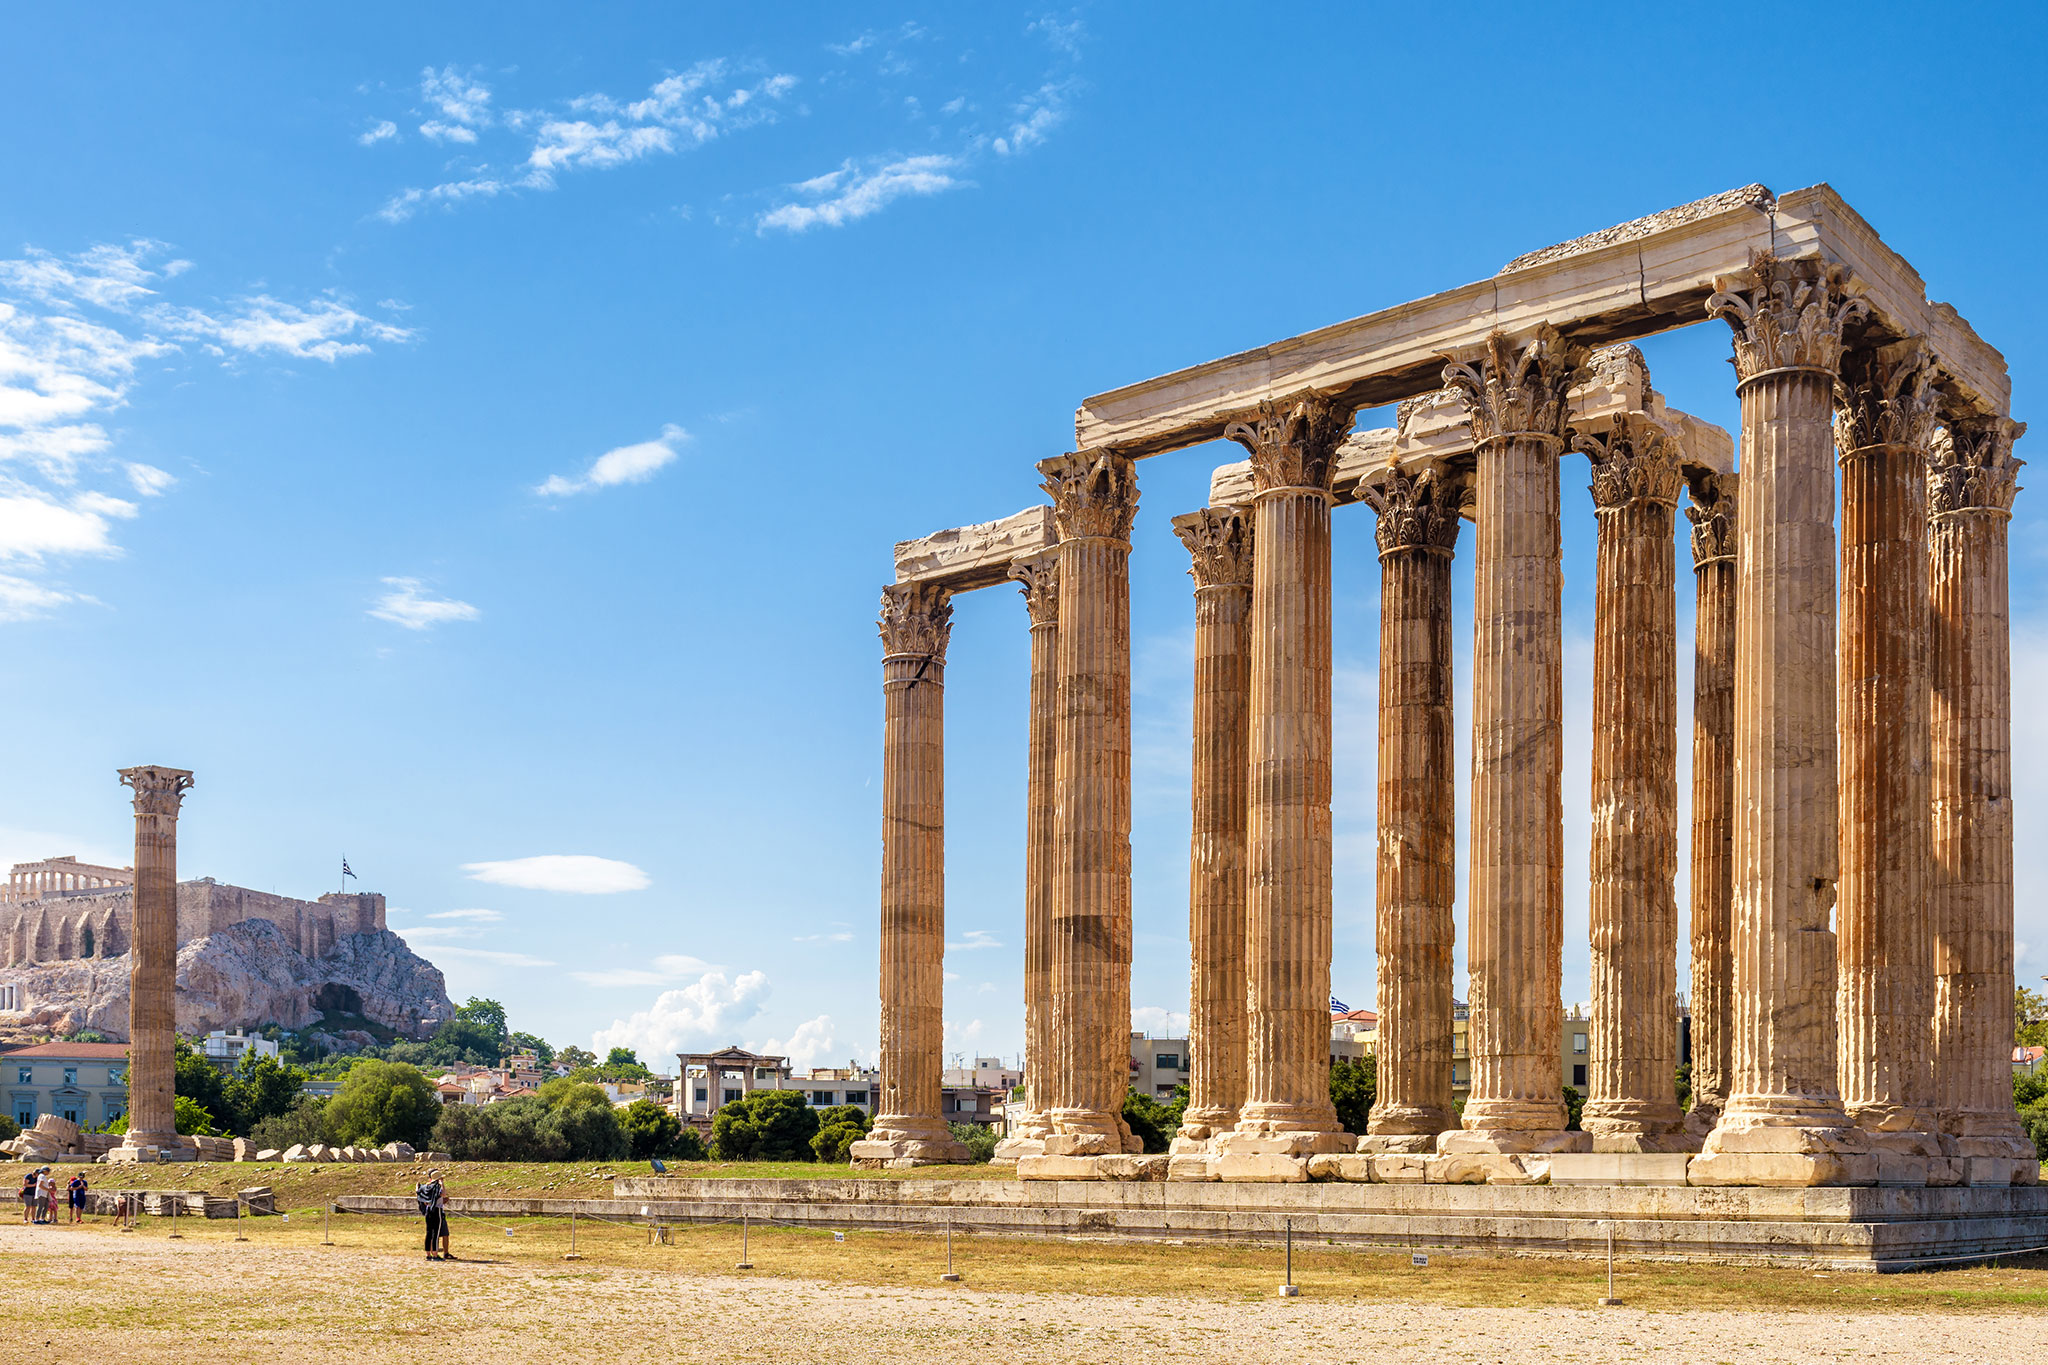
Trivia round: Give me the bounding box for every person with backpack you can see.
[18,1169,34,1224]
[66,1173,87,1224]
[416,1170,449,1261]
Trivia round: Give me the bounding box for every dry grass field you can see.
[1,1188,2044,1363]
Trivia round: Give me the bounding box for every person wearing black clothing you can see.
[416,1171,447,1261]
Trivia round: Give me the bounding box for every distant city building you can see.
[3,1041,129,1129]
[202,1028,280,1067]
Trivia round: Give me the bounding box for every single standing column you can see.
[1694,251,1873,1187]
[1168,507,1255,1154]
[1929,414,2035,1182]
[994,549,1060,1162]
[1684,471,1739,1140]
[1358,463,1465,1152]
[114,765,192,1155]
[1575,414,1692,1152]
[851,583,970,1167]
[1441,326,1588,1157]
[1213,394,1356,1164]
[1834,341,1944,1174]
[1036,449,1140,1158]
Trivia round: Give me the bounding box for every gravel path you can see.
[1,1224,2037,1363]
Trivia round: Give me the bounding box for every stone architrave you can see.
[1574,414,1692,1153]
[1036,449,1141,1157]
[1357,463,1465,1153]
[993,550,1060,1163]
[1684,471,1739,1139]
[1834,341,1945,1172]
[1928,415,2036,1180]
[1440,326,1588,1157]
[115,765,193,1156]
[1168,507,1254,1156]
[1211,394,1357,1166]
[1694,251,1874,1187]
[851,584,970,1167]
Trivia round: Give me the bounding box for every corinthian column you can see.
[1036,449,1140,1158]
[1211,393,1356,1163]
[115,765,192,1155]
[1928,415,2036,1181]
[1834,341,1944,1171]
[1358,464,1465,1153]
[1575,415,1691,1152]
[851,584,969,1167]
[1441,326,1587,1156]
[1168,507,1254,1154]
[994,550,1059,1162]
[1685,471,1738,1140]
[1694,251,1873,1187]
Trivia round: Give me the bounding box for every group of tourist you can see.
[17,1167,86,1225]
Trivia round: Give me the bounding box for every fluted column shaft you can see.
[1015,553,1059,1140]
[1834,345,1942,1158]
[1929,416,2034,1171]
[119,765,191,1147]
[1685,475,1738,1136]
[1216,396,1351,1154]
[1443,327,1582,1153]
[1579,418,1688,1150]
[1038,450,1139,1156]
[853,584,968,1166]
[1696,252,1870,1186]
[1360,466,1463,1151]
[1171,509,1253,1143]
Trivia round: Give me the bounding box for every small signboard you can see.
[1411,1253,1429,1267]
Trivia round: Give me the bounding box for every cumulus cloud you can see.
[368,577,479,630]
[536,423,688,497]
[462,854,649,894]
[418,65,493,141]
[755,1014,836,1071]
[592,969,772,1059]
[757,155,965,233]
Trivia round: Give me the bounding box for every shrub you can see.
[432,1097,567,1162]
[672,1127,708,1162]
[249,1097,330,1152]
[1563,1085,1586,1132]
[543,1099,628,1162]
[535,1078,611,1112]
[326,1059,440,1149]
[811,1121,864,1163]
[175,1095,218,1136]
[0,1116,17,1143]
[1330,1057,1377,1135]
[815,1104,871,1135]
[710,1089,819,1161]
[1120,1093,1168,1154]
[621,1099,683,1160]
[949,1122,997,1163]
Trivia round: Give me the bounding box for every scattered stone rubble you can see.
[2,1113,445,1166]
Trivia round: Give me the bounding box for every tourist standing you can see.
[416,1169,447,1261]
[67,1172,87,1224]
[34,1167,54,1224]
[18,1169,33,1223]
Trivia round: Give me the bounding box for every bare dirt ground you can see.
[4,1212,2045,1364]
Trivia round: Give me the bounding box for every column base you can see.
[1044,1108,1138,1156]
[1211,1128,1356,1158]
[848,1135,972,1168]
[1173,1106,1237,1143]
[988,1135,1045,1164]
[1437,1127,1589,1156]
[1364,1103,1456,1148]
[1692,1102,1876,1186]
[1683,1103,1723,1141]
[1849,1103,1949,1157]
[1355,1132,1440,1155]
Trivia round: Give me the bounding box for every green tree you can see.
[175,1095,218,1136]
[229,1054,309,1132]
[816,1104,871,1135]
[811,1121,864,1163]
[949,1121,997,1162]
[1329,1056,1377,1135]
[1674,1061,1693,1113]
[325,1059,440,1149]
[621,1098,683,1159]
[710,1089,820,1161]
[425,1017,503,1068]
[1563,1084,1587,1132]
[0,1116,17,1143]
[672,1127,708,1161]
[535,1078,612,1112]
[2017,982,2048,1049]
[248,1097,329,1152]
[455,997,509,1044]
[544,1101,628,1161]
[1121,1090,1175,1153]
[174,1041,240,1131]
[605,1046,640,1069]
[432,1097,566,1162]
[555,1045,598,1072]
[507,1032,555,1068]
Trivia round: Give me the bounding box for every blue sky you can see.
[3,4,2044,1073]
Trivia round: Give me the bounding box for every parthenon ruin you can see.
[850,184,2036,1191]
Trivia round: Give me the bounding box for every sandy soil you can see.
[0,1221,2041,1364]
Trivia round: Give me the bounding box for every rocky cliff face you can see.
[0,921,453,1040]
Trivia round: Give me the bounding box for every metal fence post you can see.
[735,1210,752,1269]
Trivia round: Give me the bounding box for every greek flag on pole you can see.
[341,858,356,882]
[1329,995,1350,1014]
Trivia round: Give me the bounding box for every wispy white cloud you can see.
[430,946,556,968]
[758,155,966,233]
[1132,1005,1189,1037]
[792,930,854,944]
[991,80,1072,157]
[462,854,649,894]
[536,423,688,497]
[124,462,173,496]
[358,120,399,147]
[418,65,493,141]
[945,929,1003,952]
[572,953,715,988]
[0,573,93,623]
[368,576,479,630]
[428,908,502,922]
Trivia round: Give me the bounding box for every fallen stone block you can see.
[1305,1154,1376,1183]
[256,1149,280,1163]
[1095,1155,1169,1181]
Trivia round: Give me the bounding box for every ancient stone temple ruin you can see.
[852,185,2036,1200]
